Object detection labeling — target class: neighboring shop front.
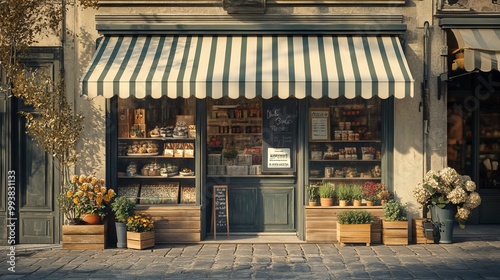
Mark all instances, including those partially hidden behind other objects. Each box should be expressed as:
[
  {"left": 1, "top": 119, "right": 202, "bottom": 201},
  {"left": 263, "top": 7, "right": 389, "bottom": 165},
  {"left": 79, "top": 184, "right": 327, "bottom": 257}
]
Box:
[
  {"left": 80, "top": 15, "right": 415, "bottom": 242},
  {"left": 440, "top": 15, "right": 500, "bottom": 224}
]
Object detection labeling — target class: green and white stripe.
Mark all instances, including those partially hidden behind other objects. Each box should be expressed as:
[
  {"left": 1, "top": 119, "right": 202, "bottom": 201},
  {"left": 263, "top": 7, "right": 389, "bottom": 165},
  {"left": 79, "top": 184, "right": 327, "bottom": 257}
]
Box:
[
  {"left": 451, "top": 28, "right": 500, "bottom": 72},
  {"left": 81, "top": 35, "right": 414, "bottom": 99}
]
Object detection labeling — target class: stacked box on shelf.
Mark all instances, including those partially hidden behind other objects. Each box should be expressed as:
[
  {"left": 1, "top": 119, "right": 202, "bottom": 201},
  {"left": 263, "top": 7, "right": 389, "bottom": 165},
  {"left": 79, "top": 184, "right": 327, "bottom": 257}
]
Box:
[
  {"left": 227, "top": 166, "right": 249, "bottom": 176},
  {"left": 208, "top": 154, "right": 227, "bottom": 175}
]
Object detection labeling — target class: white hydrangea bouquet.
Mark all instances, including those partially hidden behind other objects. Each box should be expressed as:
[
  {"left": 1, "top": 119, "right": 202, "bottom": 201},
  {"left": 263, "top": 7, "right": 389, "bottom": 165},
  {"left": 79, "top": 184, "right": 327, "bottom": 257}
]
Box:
[{"left": 413, "top": 167, "right": 481, "bottom": 228}]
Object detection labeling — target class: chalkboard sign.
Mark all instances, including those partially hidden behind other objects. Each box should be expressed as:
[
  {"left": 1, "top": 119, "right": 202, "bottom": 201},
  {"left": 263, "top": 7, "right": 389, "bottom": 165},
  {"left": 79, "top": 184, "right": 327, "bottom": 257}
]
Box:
[
  {"left": 212, "top": 185, "right": 229, "bottom": 239},
  {"left": 262, "top": 99, "right": 297, "bottom": 172}
]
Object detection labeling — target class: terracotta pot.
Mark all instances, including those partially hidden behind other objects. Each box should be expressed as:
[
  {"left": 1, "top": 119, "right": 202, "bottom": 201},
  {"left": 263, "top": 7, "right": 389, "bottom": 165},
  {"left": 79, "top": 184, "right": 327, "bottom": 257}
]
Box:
[
  {"left": 366, "top": 200, "right": 374, "bottom": 207},
  {"left": 339, "top": 200, "right": 347, "bottom": 207},
  {"left": 353, "top": 200, "right": 362, "bottom": 207},
  {"left": 320, "top": 198, "right": 334, "bottom": 207},
  {"left": 308, "top": 201, "right": 318, "bottom": 207},
  {"left": 80, "top": 213, "right": 101, "bottom": 225}
]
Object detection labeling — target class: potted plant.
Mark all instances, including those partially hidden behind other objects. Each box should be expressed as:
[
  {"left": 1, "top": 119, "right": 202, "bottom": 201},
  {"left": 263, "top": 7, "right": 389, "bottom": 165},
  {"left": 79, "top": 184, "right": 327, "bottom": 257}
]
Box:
[
  {"left": 126, "top": 212, "right": 155, "bottom": 250},
  {"left": 61, "top": 175, "right": 115, "bottom": 250},
  {"left": 318, "top": 182, "right": 335, "bottom": 206},
  {"left": 68, "top": 174, "right": 116, "bottom": 224},
  {"left": 351, "top": 184, "right": 364, "bottom": 207},
  {"left": 335, "top": 184, "right": 352, "bottom": 207},
  {"left": 111, "top": 196, "right": 136, "bottom": 248},
  {"left": 413, "top": 167, "right": 482, "bottom": 243},
  {"left": 307, "top": 185, "right": 319, "bottom": 206},
  {"left": 382, "top": 200, "right": 408, "bottom": 245},
  {"left": 362, "top": 181, "right": 385, "bottom": 206},
  {"left": 336, "top": 210, "right": 373, "bottom": 246},
  {"left": 378, "top": 188, "right": 393, "bottom": 206},
  {"left": 222, "top": 148, "right": 238, "bottom": 165}
]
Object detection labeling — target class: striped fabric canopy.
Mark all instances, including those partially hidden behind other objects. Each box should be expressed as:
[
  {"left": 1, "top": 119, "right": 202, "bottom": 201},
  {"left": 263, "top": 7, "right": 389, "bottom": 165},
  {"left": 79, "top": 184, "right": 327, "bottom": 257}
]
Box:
[
  {"left": 81, "top": 35, "right": 414, "bottom": 99},
  {"left": 451, "top": 29, "right": 500, "bottom": 72}
]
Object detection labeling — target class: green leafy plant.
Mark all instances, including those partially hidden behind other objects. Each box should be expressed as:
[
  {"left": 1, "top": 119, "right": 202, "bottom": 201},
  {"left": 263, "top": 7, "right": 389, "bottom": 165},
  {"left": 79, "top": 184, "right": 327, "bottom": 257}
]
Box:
[
  {"left": 335, "top": 184, "right": 352, "bottom": 201},
  {"left": 383, "top": 200, "right": 408, "bottom": 222},
  {"left": 111, "top": 196, "right": 136, "bottom": 223},
  {"left": 319, "top": 182, "right": 335, "bottom": 198},
  {"left": 307, "top": 185, "right": 319, "bottom": 201},
  {"left": 337, "top": 210, "right": 373, "bottom": 224},
  {"left": 351, "top": 184, "right": 364, "bottom": 201},
  {"left": 222, "top": 148, "right": 239, "bottom": 160}
]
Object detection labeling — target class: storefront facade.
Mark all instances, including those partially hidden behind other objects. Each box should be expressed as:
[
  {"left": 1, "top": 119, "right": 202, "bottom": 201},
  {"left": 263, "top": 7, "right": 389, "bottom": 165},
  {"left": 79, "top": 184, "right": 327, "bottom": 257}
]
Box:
[
  {"left": 79, "top": 9, "right": 419, "bottom": 242},
  {"left": 3, "top": 0, "right": 449, "bottom": 244}
]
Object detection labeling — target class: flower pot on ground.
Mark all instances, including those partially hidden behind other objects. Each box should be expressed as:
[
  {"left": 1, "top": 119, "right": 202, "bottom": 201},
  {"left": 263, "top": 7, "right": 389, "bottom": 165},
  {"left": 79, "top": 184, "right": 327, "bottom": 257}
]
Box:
[
  {"left": 336, "top": 210, "right": 373, "bottom": 246},
  {"left": 127, "top": 231, "right": 155, "bottom": 250},
  {"left": 127, "top": 212, "right": 155, "bottom": 250},
  {"left": 111, "top": 196, "right": 136, "bottom": 248},
  {"left": 335, "top": 184, "right": 352, "bottom": 207},
  {"left": 382, "top": 200, "right": 408, "bottom": 245},
  {"left": 319, "top": 182, "right": 335, "bottom": 207},
  {"left": 307, "top": 185, "right": 319, "bottom": 206},
  {"left": 351, "top": 185, "right": 363, "bottom": 207},
  {"left": 413, "top": 167, "right": 482, "bottom": 244}
]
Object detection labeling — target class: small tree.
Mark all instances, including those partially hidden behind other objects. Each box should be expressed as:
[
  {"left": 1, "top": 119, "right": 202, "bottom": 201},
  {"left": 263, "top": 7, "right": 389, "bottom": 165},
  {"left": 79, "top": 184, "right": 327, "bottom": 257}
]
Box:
[{"left": 0, "top": 1, "right": 99, "bottom": 185}]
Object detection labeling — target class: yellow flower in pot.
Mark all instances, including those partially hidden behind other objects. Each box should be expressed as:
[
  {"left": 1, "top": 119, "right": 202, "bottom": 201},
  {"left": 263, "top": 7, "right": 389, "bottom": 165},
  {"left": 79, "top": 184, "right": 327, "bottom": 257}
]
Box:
[
  {"left": 68, "top": 174, "right": 116, "bottom": 224},
  {"left": 126, "top": 212, "right": 155, "bottom": 250}
]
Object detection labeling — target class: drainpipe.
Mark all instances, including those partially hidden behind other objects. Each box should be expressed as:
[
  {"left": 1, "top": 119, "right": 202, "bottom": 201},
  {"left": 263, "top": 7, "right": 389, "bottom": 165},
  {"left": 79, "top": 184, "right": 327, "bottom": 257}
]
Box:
[
  {"left": 61, "top": 0, "right": 66, "bottom": 81},
  {"left": 422, "top": 21, "right": 430, "bottom": 177}
]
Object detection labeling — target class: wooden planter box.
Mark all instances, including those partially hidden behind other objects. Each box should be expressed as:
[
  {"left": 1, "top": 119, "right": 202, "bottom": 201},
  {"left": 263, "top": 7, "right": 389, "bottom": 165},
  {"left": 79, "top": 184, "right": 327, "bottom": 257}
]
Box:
[
  {"left": 62, "top": 223, "right": 107, "bottom": 250},
  {"left": 412, "top": 218, "right": 434, "bottom": 244},
  {"left": 336, "top": 222, "right": 371, "bottom": 246},
  {"left": 382, "top": 220, "right": 409, "bottom": 245},
  {"left": 127, "top": 231, "right": 155, "bottom": 250}
]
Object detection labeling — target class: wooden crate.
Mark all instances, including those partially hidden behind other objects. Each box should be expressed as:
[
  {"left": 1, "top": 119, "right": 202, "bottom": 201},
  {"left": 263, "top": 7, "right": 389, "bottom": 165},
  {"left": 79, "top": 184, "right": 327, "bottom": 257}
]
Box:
[
  {"left": 337, "top": 223, "right": 371, "bottom": 246},
  {"left": 382, "top": 220, "right": 409, "bottom": 245},
  {"left": 62, "top": 223, "right": 107, "bottom": 250},
  {"left": 305, "top": 206, "right": 383, "bottom": 243},
  {"left": 127, "top": 231, "right": 155, "bottom": 250},
  {"left": 412, "top": 218, "right": 434, "bottom": 244},
  {"left": 135, "top": 205, "right": 201, "bottom": 243}
]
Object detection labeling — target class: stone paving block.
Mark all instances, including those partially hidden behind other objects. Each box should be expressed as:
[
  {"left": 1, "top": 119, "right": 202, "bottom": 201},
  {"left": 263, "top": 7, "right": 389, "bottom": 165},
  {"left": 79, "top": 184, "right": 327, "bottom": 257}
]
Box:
[
  {"left": 389, "top": 270, "right": 414, "bottom": 279},
  {"left": 253, "top": 256, "right": 271, "bottom": 263},
  {"left": 287, "top": 256, "right": 305, "bottom": 263},
  {"left": 291, "top": 263, "right": 311, "bottom": 272}
]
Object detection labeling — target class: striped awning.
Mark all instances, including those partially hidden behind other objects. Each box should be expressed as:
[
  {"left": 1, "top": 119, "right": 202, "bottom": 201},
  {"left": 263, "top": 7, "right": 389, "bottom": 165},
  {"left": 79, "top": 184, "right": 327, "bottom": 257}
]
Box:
[
  {"left": 81, "top": 35, "right": 414, "bottom": 99},
  {"left": 451, "top": 29, "right": 500, "bottom": 72}
]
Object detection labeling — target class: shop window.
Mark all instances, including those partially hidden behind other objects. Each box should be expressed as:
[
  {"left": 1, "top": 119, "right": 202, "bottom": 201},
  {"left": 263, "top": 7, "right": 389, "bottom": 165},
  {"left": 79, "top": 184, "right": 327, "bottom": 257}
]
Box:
[
  {"left": 307, "top": 97, "right": 383, "bottom": 193},
  {"left": 116, "top": 96, "right": 197, "bottom": 205},
  {"left": 207, "top": 97, "right": 263, "bottom": 176}
]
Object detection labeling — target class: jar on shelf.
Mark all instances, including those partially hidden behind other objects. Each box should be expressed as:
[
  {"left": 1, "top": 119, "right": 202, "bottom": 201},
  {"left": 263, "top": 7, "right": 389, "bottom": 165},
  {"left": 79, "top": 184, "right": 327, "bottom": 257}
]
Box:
[{"left": 126, "top": 162, "right": 137, "bottom": 177}]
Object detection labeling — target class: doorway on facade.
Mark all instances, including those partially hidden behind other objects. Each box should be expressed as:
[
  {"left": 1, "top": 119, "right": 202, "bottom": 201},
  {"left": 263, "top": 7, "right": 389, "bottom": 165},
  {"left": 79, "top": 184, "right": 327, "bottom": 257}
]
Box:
[{"left": 447, "top": 71, "right": 500, "bottom": 224}]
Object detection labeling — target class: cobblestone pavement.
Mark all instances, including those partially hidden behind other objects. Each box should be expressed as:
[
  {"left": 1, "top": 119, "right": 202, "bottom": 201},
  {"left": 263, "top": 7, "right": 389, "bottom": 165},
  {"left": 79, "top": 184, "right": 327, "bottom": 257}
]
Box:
[{"left": 1, "top": 228, "right": 499, "bottom": 280}]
